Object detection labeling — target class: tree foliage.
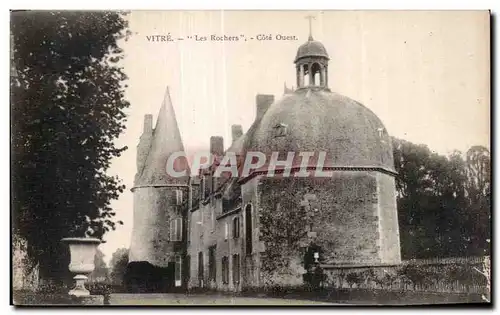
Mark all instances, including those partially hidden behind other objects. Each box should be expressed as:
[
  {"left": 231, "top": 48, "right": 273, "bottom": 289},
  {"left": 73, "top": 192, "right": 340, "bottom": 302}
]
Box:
[
  {"left": 89, "top": 249, "right": 109, "bottom": 281},
  {"left": 393, "top": 138, "right": 490, "bottom": 259},
  {"left": 109, "top": 248, "right": 129, "bottom": 285},
  {"left": 11, "top": 11, "right": 130, "bottom": 279}
]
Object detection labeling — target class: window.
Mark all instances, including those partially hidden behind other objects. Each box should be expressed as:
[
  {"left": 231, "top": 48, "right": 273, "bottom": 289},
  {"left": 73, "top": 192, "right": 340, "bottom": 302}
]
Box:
[
  {"left": 175, "top": 255, "right": 182, "bottom": 287},
  {"left": 232, "top": 254, "right": 240, "bottom": 285},
  {"left": 233, "top": 217, "right": 240, "bottom": 239},
  {"left": 187, "top": 215, "right": 190, "bottom": 243},
  {"left": 198, "top": 252, "right": 204, "bottom": 287},
  {"left": 208, "top": 246, "right": 216, "bottom": 282},
  {"left": 186, "top": 255, "right": 191, "bottom": 284},
  {"left": 245, "top": 205, "right": 253, "bottom": 255},
  {"left": 200, "top": 176, "right": 206, "bottom": 199},
  {"left": 202, "top": 175, "right": 210, "bottom": 200},
  {"left": 211, "top": 175, "right": 216, "bottom": 195},
  {"left": 273, "top": 123, "right": 288, "bottom": 137},
  {"left": 211, "top": 209, "right": 215, "bottom": 232},
  {"left": 176, "top": 189, "right": 183, "bottom": 205},
  {"left": 222, "top": 256, "right": 229, "bottom": 284},
  {"left": 224, "top": 222, "right": 229, "bottom": 240},
  {"left": 311, "top": 62, "right": 321, "bottom": 85},
  {"left": 170, "top": 217, "right": 183, "bottom": 241}
]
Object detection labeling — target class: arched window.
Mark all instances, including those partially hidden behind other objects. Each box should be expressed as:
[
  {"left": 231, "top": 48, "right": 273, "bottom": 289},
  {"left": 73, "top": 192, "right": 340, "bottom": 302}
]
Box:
[
  {"left": 303, "top": 64, "right": 309, "bottom": 87},
  {"left": 311, "top": 63, "right": 321, "bottom": 86}
]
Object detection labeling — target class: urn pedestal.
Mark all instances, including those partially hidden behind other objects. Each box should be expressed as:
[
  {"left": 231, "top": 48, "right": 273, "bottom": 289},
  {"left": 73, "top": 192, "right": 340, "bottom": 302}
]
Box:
[{"left": 61, "top": 237, "right": 101, "bottom": 297}]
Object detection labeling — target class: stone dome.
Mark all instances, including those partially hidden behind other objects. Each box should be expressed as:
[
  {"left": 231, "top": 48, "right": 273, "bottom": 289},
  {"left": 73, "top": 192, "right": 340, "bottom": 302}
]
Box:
[
  {"left": 244, "top": 88, "right": 396, "bottom": 173},
  {"left": 295, "top": 37, "right": 330, "bottom": 63}
]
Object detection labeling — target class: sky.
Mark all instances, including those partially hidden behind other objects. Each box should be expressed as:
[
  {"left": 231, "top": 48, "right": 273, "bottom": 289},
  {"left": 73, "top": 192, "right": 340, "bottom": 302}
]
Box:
[{"left": 99, "top": 10, "right": 490, "bottom": 264}]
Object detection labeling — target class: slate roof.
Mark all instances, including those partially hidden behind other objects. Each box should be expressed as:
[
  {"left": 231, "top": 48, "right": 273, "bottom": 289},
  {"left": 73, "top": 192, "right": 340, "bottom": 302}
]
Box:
[
  {"left": 137, "top": 87, "right": 190, "bottom": 185},
  {"left": 244, "top": 88, "right": 396, "bottom": 173}
]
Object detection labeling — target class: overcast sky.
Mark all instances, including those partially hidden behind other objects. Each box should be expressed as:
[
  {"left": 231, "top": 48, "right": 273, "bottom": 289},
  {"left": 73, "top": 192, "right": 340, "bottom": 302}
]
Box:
[{"left": 99, "top": 10, "right": 490, "bottom": 263}]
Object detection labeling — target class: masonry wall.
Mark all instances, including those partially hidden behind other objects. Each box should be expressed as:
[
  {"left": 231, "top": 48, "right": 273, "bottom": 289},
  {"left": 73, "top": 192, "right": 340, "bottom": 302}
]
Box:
[
  {"left": 187, "top": 198, "right": 244, "bottom": 292},
  {"left": 240, "top": 177, "right": 264, "bottom": 289},
  {"left": 377, "top": 172, "right": 402, "bottom": 264},
  {"left": 322, "top": 256, "right": 487, "bottom": 294},
  {"left": 257, "top": 171, "right": 392, "bottom": 287},
  {"left": 185, "top": 171, "right": 400, "bottom": 291},
  {"left": 129, "top": 187, "right": 178, "bottom": 267}
]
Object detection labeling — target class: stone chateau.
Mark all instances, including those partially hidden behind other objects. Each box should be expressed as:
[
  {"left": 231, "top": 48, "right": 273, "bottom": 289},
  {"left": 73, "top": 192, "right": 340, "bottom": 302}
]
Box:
[{"left": 126, "top": 32, "right": 401, "bottom": 292}]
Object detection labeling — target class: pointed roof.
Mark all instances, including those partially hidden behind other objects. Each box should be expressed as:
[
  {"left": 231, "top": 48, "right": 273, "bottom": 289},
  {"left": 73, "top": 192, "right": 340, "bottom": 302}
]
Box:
[{"left": 136, "top": 87, "right": 190, "bottom": 185}]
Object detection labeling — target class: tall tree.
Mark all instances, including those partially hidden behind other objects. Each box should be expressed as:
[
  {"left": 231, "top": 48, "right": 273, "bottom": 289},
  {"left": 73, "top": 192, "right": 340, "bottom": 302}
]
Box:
[
  {"left": 466, "top": 146, "right": 491, "bottom": 197},
  {"left": 11, "top": 11, "right": 130, "bottom": 280},
  {"left": 393, "top": 137, "right": 490, "bottom": 259},
  {"left": 465, "top": 146, "right": 491, "bottom": 255}
]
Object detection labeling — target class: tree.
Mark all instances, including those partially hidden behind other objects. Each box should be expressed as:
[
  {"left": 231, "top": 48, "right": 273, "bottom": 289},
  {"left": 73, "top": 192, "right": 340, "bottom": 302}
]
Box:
[
  {"left": 465, "top": 146, "right": 491, "bottom": 255},
  {"left": 393, "top": 137, "right": 491, "bottom": 259},
  {"left": 89, "top": 249, "right": 109, "bottom": 282},
  {"left": 109, "top": 248, "right": 129, "bottom": 285},
  {"left": 11, "top": 11, "right": 130, "bottom": 280},
  {"left": 466, "top": 146, "right": 491, "bottom": 197}
]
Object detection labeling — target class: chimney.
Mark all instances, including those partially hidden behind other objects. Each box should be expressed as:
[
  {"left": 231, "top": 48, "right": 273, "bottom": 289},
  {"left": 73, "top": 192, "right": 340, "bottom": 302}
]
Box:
[
  {"left": 143, "top": 114, "right": 153, "bottom": 134},
  {"left": 231, "top": 125, "right": 243, "bottom": 144},
  {"left": 256, "top": 94, "right": 274, "bottom": 120},
  {"left": 208, "top": 136, "right": 224, "bottom": 193},
  {"left": 210, "top": 136, "right": 224, "bottom": 156}
]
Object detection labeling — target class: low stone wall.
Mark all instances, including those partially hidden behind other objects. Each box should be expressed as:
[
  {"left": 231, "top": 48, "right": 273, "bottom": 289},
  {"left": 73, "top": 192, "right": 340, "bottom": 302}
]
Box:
[{"left": 321, "top": 256, "right": 489, "bottom": 295}]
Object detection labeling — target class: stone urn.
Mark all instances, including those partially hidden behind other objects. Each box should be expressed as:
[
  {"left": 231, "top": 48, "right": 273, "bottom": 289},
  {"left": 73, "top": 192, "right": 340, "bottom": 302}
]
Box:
[{"left": 61, "top": 237, "right": 101, "bottom": 297}]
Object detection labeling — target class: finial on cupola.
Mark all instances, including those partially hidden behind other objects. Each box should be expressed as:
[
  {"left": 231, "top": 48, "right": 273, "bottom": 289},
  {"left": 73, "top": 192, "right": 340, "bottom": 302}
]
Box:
[
  {"left": 294, "top": 15, "right": 330, "bottom": 90},
  {"left": 306, "top": 15, "right": 316, "bottom": 41}
]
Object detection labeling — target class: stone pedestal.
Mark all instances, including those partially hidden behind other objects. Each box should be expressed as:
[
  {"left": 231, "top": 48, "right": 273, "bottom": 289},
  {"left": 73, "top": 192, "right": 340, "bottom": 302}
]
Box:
[{"left": 68, "top": 275, "right": 90, "bottom": 297}]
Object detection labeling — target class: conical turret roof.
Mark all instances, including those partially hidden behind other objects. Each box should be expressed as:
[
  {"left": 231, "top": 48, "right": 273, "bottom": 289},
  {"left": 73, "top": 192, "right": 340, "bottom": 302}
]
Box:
[{"left": 137, "top": 87, "right": 190, "bottom": 185}]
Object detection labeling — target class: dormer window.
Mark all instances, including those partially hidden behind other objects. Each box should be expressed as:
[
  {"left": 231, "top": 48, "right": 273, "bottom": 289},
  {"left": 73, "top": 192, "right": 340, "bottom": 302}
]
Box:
[{"left": 273, "top": 123, "right": 288, "bottom": 138}]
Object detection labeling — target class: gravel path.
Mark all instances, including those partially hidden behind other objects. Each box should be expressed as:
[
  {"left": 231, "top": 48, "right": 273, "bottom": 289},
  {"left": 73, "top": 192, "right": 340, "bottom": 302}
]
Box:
[{"left": 109, "top": 293, "right": 338, "bottom": 305}]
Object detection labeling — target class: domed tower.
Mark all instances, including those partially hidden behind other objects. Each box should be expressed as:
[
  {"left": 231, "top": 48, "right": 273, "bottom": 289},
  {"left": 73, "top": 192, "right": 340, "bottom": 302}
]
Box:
[{"left": 239, "top": 24, "right": 401, "bottom": 288}]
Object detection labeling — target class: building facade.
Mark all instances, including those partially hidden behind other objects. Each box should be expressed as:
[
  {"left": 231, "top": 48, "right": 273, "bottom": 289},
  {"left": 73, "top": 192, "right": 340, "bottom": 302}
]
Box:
[{"left": 127, "top": 35, "right": 401, "bottom": 292}]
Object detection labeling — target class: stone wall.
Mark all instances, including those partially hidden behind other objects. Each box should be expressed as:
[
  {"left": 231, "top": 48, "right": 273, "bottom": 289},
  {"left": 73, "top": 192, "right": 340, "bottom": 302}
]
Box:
[
  {"left": 257, "top": 171, "right": 400, "bottom": 287},
  {"left": 185, "top": 170, "right": 401, "bottom": 292},
  {"left": 376, "top": 173, "right": 401, "bottom": 263},
  {"left": 322, "top": 256, "right": 488, "bottom": 294},
  {"left": 240, "top": 177, "right": 264, "bottom": 289},
  {"left": 129, "top": 187, "right": 178, "bottom": 267},
  {"left": 187, "top": 198, "right": 244, "bottom": 292}
]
